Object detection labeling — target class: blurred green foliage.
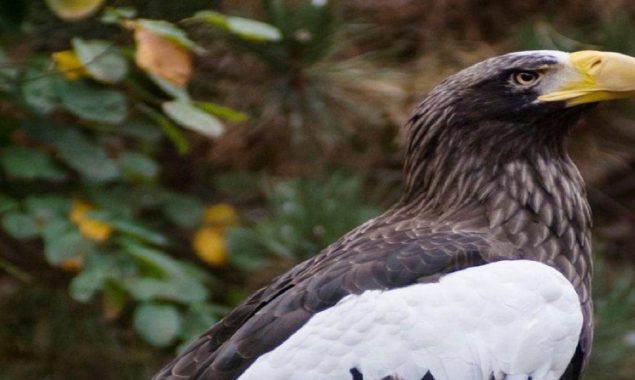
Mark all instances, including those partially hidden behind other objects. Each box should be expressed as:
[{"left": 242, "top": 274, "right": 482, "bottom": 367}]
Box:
[
  {"left": 514, "top": 14, "right": 635, "bottom": 55},
  {"left": 588, "top": 254, "right": 635, "bottom": 378},
  {"left": 228, "top": 174, "right": 380, "bottom": 270},
  {"left": 195, "top": 0, "right": 335, "bottom": 70},
  {"left": 0, "top": 0, "right": 280, "bottom": 351},
  {"left": 189, "top": 0, "right": 405, "bottom": 147},
  {"left": 1, "top": 0, "right": 386, "bottom": 359}
]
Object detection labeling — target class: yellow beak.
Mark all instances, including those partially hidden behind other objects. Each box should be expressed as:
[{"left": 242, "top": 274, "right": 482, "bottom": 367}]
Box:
[{"left": 538, "top": 50, "right": 635, "bottom": 106}]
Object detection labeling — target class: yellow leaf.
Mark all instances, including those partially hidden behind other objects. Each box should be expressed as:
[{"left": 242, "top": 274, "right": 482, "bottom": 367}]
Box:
[
  {"left": 69, "top": 199, "right": 113, "bottom": 243},
  {"left": 69, "top": 199, "right": 91, "bottom": 223},
  {"left": 134, "top": 27, "right": 192, "bottom": 87},
  {"left": 192, "top": 227, "right": 227, "bottom": 267},
  {"left": 60, "top": 256, "right": 84, "bottom": 272},
  {"left": 78, "top": 219, "right": 112, "bottom": 242},
  {"left": 203, "top": 203, "right": 238, "bottom": 227},
  {"left": 52, "top": 50, "right": 87, "bottom": 80},
  {"left": 45, "top": 0, "right": 106, "bottom": 21}
]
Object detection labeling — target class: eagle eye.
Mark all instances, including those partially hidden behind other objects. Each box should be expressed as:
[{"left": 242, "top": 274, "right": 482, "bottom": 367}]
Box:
[{"left": 510, "top": 70, "right": 541, "bottom": 87}]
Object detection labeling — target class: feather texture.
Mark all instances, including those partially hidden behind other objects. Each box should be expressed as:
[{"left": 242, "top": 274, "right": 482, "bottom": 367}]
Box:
[{"left": 154, "top": 51, "right": 595, "bottom": 380}]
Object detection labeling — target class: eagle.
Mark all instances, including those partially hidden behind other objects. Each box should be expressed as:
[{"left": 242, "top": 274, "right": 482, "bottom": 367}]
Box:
[{"left": 154, "top": 50, "right": 635, "bottom": 380}]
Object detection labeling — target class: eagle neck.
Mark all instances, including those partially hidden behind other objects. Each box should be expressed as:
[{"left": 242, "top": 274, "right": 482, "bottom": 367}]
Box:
[
  {"left": 486, "top": 157, "right": 593, "bottom": 273},
  {"left": 398, "top": 103, "right": 593, "bottom": 294}
]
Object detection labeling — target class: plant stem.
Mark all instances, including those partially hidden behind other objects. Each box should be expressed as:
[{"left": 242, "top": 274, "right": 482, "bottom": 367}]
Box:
[{"left": 0, "top": 255, "right": 31, "bottom": 284}]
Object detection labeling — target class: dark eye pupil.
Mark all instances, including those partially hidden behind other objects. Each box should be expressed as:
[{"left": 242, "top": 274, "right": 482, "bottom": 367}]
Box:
[{"left": 515, "top": 71, "right": 537, "bottom": 84}]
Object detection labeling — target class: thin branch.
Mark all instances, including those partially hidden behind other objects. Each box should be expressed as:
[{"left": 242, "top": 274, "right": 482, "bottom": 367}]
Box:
[{"left": 0, "top": 255, "right": 31, "bottom": 284}]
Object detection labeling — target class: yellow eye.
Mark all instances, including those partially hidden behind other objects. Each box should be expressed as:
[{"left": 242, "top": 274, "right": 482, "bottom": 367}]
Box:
[{"left": 511, "top": 71, "right": 541, "bottom": 86}]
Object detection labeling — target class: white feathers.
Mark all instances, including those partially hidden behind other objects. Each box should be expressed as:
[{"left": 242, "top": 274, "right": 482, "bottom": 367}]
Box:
[
  {"left": 239, "top": 260, "right": 583, "bottom": 380},
  {"left": 507, "top": 50, "right": 570, "bottom": 62}
]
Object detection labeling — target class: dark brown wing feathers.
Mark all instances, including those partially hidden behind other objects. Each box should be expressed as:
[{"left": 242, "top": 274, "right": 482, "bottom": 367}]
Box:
[{"left": 155, "top": 223, "right": 498, "bottom": 379}]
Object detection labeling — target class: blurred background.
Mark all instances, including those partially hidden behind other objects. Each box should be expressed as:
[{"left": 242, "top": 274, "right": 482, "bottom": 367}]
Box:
[{"left": 0, "top": 0, "right": 633, "bottom": 379}]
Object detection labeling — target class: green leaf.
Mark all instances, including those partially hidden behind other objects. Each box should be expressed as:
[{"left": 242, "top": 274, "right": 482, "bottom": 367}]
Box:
[
  {"left": 69, "top": 254, "right": 113, "bottom": 302},
  {"left": 123, "top": 277, "right": 207, "bottom": 303},
  {"left": 0, "top": 145, "right": 66, "bottom": 180},
  {"left": 194, "top": 11, "right": 282, "bottom": 42},
  {"left": 135, "top": 19, "right": 199, "bottom": 51},
  {"left": 52, "top": 129, "right": 120, "bottom": 182},
  {"left": 194, "top": 101, "right": 249, "bottom": 122},
  {"left": 162, "top": 100, "right": 224, "bottom": 138},
  {"left": 100, "top": 6, "right": 136, "bottom": 24},
  {"left": 0, "top": 194, "right": 18, "bottom": 214},
  {"left": 72, "top": 38, "right": 128, "bottom": 83},
  {"left": 118, "top": 239, "right": 208, "bottom": 302},
  {"left": 119, "top": 117, "right": 162, "bottom": 142},
  {"left": 149, "top": 73, "right": 189, "bottom": 100},
  {"left": 57, "top": 79, "right": 127, "bottom": 124},
  {"left": 119, "top": 239, "right": 182, "bottom": 275},
  {"left": 162, "top": 193, "right": 204, "bottom": 229},
  {"left": 227, "top": 16, "right": 283, "bottom": 42},
  {"left": 42, "top": 220, "right": 96, "bottom": 264},
  {"left": 118, "top": 185, "right": 170, "bottom": 209},
  {"left": 133, "top": 302, "right": 181, "bottom": 347},
  {"left": 1, "top": 212, "right": 39, "bottom": 239},
  {"left": 138, "top": 104, "right": 189, "bottom": 154},
  {"left": 24, "top": 195, "right": 70, "bottom": 216},
  {"left": 226, "top": 227, "right": 269, "bottom": 271},
  {"left": 82, "top": 186, "right": 135, "bottom": 217},
  {"left": 24, "top": 195, "right": 71, "bottom": 225},
  {"left": 117, "top": 152, "right": 159, "bottom": 182},
  {"left": 21, "top": 67, "right": 61, "bottom": 114},
  {"left": 103, "top": 216, "right": 167, "bottom": 246}
]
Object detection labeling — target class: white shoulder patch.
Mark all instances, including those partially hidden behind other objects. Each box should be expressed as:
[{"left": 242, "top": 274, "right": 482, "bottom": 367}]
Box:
[{"left": 239, "top": 260, "right": 582, "bottom": 380}]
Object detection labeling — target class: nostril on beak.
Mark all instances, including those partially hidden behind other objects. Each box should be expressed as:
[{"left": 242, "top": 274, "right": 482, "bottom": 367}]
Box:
[{"left": 589, "top": 58, "right": 603, "bottom": 71}]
